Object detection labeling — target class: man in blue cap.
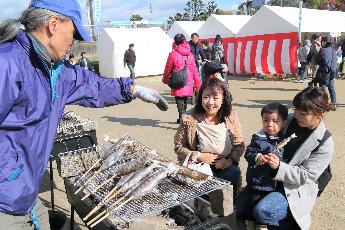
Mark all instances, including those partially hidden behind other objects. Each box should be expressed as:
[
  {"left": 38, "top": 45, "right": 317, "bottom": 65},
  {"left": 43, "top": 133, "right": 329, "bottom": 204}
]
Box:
[{"left": 0, "top": 0, "right": 168, "bottom": 229}]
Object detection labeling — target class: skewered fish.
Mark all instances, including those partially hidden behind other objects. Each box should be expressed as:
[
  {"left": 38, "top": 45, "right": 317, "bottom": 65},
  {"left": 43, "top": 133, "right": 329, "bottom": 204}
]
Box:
[
  {"left": 114, "top": 157, "right": 146, "bottom": 177},
  {"left": 177, "top": 167, "right": 209, "bottom": 181},
  {"left": 272, "top": 133, "right": 297, "bottom": 157},
  {"left": 119, "top": 163, "right": 160, "bottom": 194}
]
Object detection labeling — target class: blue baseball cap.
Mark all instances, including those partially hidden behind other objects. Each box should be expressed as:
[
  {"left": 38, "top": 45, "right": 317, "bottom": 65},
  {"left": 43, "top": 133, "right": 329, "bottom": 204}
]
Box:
[{"left": 30, "top": 0, "right": 91, "bottom": 41}]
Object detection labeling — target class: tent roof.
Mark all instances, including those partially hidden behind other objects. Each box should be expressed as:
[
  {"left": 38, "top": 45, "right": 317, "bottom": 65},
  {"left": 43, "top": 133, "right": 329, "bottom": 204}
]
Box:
[
  {"left": 167, "top": 21, "right": 204, "bottom": 39},
  {"left": 237, "top": 5, "right": 345, "bottom": 37},
  {"left": 198, "top": 14, "right": 251, "bottom": 38}
]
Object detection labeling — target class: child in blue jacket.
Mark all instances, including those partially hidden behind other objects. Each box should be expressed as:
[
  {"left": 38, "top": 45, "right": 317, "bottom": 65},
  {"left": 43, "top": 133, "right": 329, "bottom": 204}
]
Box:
[{"left": 245, "top": 102, "right": 288, "bottom": 207}]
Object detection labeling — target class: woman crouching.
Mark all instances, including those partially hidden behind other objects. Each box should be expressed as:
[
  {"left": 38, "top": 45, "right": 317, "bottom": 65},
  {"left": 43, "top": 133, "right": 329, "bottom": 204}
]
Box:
[{"left": 174, "top": 78, "right": 245, "bottom": 195}]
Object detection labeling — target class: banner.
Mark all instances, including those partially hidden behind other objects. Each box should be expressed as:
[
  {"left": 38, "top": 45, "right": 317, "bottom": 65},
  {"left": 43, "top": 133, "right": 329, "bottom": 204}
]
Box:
[{"left": 95, "top": 0, "right": 102, "bottom": 23}]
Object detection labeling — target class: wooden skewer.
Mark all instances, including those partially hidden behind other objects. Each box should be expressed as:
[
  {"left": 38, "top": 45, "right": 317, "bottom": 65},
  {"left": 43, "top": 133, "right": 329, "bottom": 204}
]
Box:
[
  {"left": 113, "top": 196, "right": 133, "bottom": 212},
  {"left": 86, "top": 209, "right": 107, "bottom": 226},
  {"left": 105, "top": 189, "right": 121, "bottom": 202},
  {"left": 73, "top": 158, "right": 102, "bottom": 187},
  {"left": 86, "top": 192, "right": 124, "bottom": 226},
  {"left": 81, "top": 174, "right": 117, "bottom": 201},
  {"left": 88, "top": 196, "right": 134, "bottom": 228},
  {"left": 89, "top": 213, "right": 109, "bottom": 228},
  {"left": 83, "top": 185, "right": 118, "bottom": 221},
  {"left": 74, "top": 167, "right": 102, "bottom": 195}
]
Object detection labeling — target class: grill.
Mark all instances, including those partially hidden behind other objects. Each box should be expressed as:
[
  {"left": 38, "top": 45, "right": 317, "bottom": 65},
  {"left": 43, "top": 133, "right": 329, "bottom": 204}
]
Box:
[
  {"left": 56, "top": 111, "right": 96, "bottom": 137},
  {"left": 58, "top": 135, "right": 231, "bottom": 228}
]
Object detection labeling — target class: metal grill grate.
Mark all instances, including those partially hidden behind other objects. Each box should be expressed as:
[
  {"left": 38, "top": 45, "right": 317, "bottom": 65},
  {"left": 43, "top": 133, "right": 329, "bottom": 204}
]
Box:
[
  {"left": 56, "top": 111, "right": 96, "bottom": 138},
  {"left": 59, "top": 135, "right": 230, "bottom": 225}
]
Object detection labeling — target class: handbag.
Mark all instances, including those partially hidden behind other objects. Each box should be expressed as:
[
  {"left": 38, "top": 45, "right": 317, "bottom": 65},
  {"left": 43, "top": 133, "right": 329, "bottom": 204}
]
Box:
[{"left": 168, "top": 57, "right": 188, "bottom": 89}]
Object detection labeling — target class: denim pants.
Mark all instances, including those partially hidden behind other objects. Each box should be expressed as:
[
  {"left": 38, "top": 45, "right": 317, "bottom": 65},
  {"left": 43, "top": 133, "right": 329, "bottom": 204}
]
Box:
[
  {"left": 211, "top": 164, "right": 241, "bottom": 196},
  {"left": 322, "top": 79, "right": 336, "bottom": 104},
  {"left": 299, "top": 62, "right": 309, "bottom": 80},
  {"left": 128, "top": 64, "right": 135, "bottom": 79},
  {"left": 235, "top": 188, "right": 297, "bottom": 229}
]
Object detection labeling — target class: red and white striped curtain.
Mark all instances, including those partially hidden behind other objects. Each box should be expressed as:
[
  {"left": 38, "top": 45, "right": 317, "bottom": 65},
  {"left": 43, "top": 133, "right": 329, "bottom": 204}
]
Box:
[{"left": 233, "top": 32, "right": 298, "bottom": 75}]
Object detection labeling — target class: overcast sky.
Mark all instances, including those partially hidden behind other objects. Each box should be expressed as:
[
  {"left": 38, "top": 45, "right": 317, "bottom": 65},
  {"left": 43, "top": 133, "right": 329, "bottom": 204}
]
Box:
[{"left": 0, "top": 0, "right": 243, "bottom": 23}]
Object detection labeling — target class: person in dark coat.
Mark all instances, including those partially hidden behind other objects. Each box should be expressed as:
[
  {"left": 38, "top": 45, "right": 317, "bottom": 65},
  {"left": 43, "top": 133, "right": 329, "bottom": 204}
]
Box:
[
  {"left": 76, "top": 51, "right": 94, "bottom": 71},
  {"left": 189, "top": 33, "right": 206, "bottom": 68},
  {"left": 124, "top": 43, "right": 136, "bottom": 79},
  {"left": 314, "top": 35, "right": 337, "bottom": 110},
  {"left": 201, "top": 40, "right": 212, "bottom": 61},
  {"left": 244, "top": 103, "right": 288, "bottom": 229}
]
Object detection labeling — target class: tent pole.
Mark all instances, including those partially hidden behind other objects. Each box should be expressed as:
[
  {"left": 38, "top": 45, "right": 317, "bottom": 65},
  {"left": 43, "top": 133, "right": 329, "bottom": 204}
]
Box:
[{"left": 298, "top": 1, "right": 303, "bottom": 47}]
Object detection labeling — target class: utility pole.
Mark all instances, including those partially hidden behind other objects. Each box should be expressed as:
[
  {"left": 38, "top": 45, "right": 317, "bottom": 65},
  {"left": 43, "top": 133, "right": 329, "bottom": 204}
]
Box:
[{"left": 87, "top": 0, "right": 96, "bottom": 41}]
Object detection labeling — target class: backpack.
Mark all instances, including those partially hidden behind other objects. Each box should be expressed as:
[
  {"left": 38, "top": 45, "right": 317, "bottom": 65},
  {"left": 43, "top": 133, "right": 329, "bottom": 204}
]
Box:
[
  {"left": 315, "top": 130, "right": 332, "bottom": 197},
  {"left": 168, "top": 57, "right": 188, "bottom": 89}
]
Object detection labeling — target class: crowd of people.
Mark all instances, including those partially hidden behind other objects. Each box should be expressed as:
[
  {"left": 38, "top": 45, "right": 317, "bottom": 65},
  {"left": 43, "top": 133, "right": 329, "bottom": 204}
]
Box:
[
  {"left": 0, "top": 0, "right": 337, "bottom": 230},
  {"left": 298, "top": 33, "right": 342, "bottom": 111}
]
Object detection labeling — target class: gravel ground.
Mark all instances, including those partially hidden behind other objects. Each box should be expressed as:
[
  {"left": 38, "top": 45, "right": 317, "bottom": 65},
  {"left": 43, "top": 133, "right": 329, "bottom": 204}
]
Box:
[{"left": 39, "top": 75, "right": 345, "bottom": 230}]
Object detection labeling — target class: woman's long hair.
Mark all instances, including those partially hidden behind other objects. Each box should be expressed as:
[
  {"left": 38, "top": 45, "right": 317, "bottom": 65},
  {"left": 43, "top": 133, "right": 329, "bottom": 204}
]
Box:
[
  {"left": 0, "top": 7, "right": 69, "bottom": 43},
  {"left": 293, "top": 87, "right": 333, "bottom": 114},
  {"left": 194, "top": 78, "right": 232, "bottom": 123}
]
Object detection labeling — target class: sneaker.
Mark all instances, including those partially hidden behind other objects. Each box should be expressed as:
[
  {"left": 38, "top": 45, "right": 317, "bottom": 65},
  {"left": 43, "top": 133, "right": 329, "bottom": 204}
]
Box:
[
  {"left": 332, "top": 104, "right": 337, "bottom": 111},
  {"left": 256, "top": 224, "right": 268, "bottom": 230},
  {"left": 298, "top": 79, "right": 304, "bottom": 83}
]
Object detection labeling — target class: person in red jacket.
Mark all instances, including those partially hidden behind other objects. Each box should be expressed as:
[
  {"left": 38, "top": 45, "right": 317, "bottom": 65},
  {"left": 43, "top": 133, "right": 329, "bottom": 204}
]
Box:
[{"left": 163, "top": 34, "right": 202, "bottom": 123}]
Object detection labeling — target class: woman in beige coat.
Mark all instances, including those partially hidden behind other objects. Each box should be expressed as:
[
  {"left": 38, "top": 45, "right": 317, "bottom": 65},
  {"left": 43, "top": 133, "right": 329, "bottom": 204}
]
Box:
[{"left": 174, "top": 78, "right": 245, "bottom": 195}]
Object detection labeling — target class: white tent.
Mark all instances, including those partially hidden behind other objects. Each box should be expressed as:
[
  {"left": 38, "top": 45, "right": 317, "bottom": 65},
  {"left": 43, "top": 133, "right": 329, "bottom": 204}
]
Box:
[
  {"left": 167, "top": 21, "right": 205, "bottom": 39},
  {"left": 197, "top": 14, "right": 251, "bottom": 39},
  {"left": 237, "top": 5, "right": 345, "bottom": 37},
  {"left": 234, "top": 6, "right": 345, "bottom": 76},
  {"left": 97, "top": 28, "right": 173, "bottom": 78}
]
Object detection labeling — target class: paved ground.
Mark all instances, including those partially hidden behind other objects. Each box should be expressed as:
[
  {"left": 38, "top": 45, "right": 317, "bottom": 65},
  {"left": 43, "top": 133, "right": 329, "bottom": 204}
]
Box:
[{"left": 39, "top": 75, "right": 345, "bottom": 230}]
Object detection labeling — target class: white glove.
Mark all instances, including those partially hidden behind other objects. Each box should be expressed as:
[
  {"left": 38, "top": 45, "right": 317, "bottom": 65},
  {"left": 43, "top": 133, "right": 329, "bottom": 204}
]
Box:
[{"left": 133, "top": 85, "right": 169, "bottom": 111}]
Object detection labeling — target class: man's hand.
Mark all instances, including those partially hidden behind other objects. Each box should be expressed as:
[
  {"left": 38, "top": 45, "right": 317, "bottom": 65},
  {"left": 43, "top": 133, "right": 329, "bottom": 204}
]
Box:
[{"left": 132, "top": 85, "right": 169, "bottom": 111}]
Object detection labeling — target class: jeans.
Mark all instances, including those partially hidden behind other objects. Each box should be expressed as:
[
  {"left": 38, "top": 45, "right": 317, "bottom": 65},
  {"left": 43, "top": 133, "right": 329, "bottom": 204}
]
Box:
[
  {"left": 211, "top": 164, "right": 241, "bottom": 196},
  {"left": 175, "top": 96, "right": 188, "bottom": 120},
  {"left": 252, "top": 191, "right": 289, "bottom": 227},
  {"left": 128, "top": 64, "right": 135, "bottom": 79},
  {"left": 322, "top": 79, "right": 336, "bottom": 104},
  {"left": 299, "top": 62, "right": 309, "bottom": 81},
  {"left": 235, "top": 187, "right": 297, "bottom": 229}
]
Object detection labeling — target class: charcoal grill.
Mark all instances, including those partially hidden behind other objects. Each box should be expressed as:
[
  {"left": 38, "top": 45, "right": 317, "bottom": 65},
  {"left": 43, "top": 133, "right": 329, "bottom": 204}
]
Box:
[
  {"left": 50, "top": 111, "right": 97, "bottom": 229},
  {"left": 58, "top": 135, "right": 232, "bottom": 228}
]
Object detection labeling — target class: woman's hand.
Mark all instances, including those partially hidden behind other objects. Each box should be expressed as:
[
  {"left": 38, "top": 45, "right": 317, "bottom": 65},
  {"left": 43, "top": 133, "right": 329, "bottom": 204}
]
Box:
[
  {"left": 263, "top": 153, "right": 280, "bottom": 170},
  {"left": 215, "top": 157, "right": 233, "bottom": 170},
  {"left": 197, "top": 153, "right": 218, "bottom": 165}
]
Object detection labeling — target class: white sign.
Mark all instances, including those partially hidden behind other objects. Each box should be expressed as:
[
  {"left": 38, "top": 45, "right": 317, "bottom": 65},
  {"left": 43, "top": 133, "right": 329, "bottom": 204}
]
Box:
[{"left": 95, "top": 0, "right": 102, "bottom": 23}]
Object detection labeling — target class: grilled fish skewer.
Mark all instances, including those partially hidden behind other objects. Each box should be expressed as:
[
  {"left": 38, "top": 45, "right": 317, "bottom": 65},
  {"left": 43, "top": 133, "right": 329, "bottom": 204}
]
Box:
[{"left": 74, "top": 146, "right": 126, "bottom": 194}]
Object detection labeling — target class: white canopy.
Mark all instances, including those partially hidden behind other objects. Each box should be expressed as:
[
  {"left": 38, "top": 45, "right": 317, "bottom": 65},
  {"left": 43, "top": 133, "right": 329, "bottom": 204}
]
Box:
[
  {"left": 167, "top": 21, "right": 205, "bottom": 39},
  {"left": 97, "top": 28, "right": 173, "bottom": 78},
  {"left": 197, "top": 14, "right": 251, "bottom": 39},
  {"left": 237, "top": 5, "right": 345, "bottom": 37}
]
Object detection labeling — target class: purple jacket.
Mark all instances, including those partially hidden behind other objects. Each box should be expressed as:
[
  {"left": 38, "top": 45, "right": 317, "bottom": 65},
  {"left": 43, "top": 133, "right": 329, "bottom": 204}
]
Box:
[{"left": 0, "top": 31, "right": 134, "bottom": 215}]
